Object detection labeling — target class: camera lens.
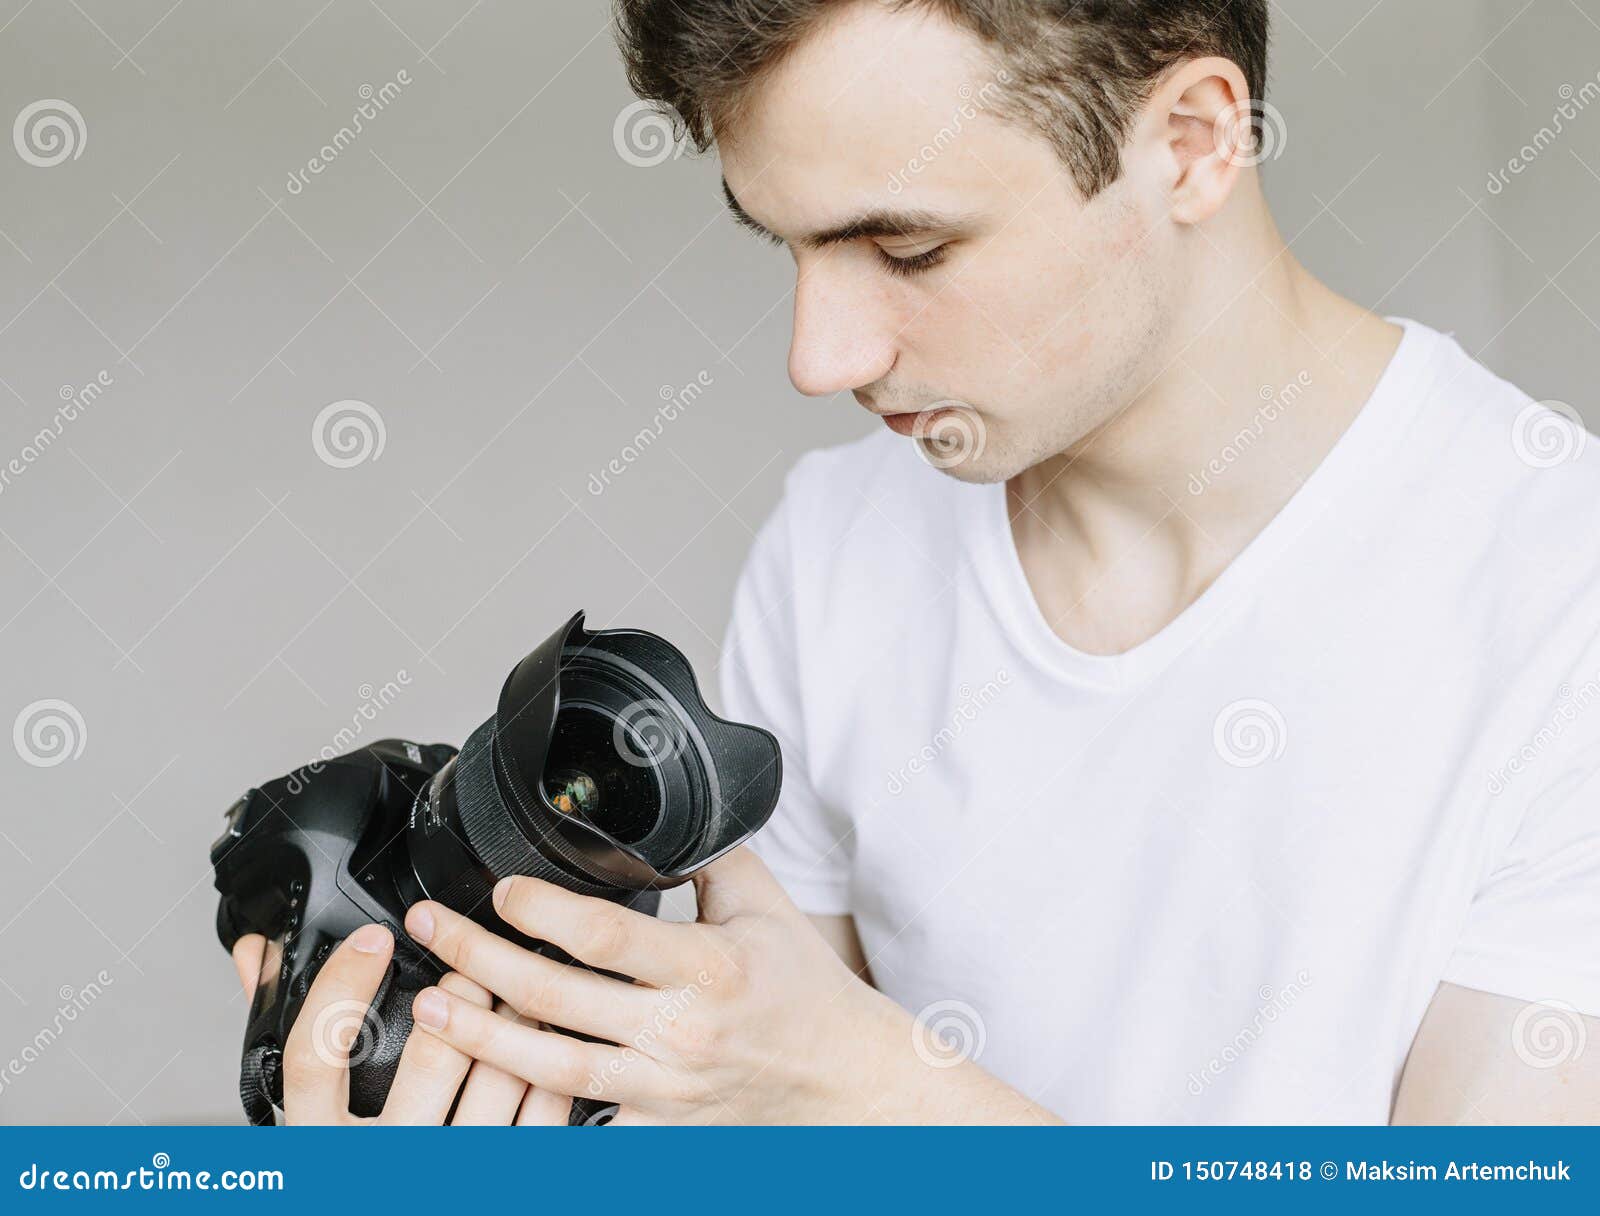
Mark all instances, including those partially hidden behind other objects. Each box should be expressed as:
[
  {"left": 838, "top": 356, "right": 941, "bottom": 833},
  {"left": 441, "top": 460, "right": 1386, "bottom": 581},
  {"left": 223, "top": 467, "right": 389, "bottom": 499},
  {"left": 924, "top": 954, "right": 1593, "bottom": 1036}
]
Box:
[
  {"left": 405, "top": 611, "right": 781, "bottom": 918},
  {"left": 540, "top": 705, "right": 663, "bottom": 844},
  {"left": 219, "top": 610, "right": 782, "bottom": 1129}
]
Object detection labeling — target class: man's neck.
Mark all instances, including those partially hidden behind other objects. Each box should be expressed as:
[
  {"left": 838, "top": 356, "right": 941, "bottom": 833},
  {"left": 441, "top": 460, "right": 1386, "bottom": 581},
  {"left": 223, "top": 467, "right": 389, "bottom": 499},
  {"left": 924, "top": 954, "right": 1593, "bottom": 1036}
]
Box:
[{"left": 1006, "top": 176, "right": 1405, "bottom": 656}]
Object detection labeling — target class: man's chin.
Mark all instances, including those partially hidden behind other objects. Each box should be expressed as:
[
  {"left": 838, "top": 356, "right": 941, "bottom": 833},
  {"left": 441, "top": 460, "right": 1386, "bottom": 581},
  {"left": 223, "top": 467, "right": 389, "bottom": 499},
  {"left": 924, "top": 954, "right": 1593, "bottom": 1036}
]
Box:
[
  {"left": 897, "top": 404, "right": 1012, "bottom": 484},
  {"left": 911, "top": 439, "right": 1011, "bottom": 485}
]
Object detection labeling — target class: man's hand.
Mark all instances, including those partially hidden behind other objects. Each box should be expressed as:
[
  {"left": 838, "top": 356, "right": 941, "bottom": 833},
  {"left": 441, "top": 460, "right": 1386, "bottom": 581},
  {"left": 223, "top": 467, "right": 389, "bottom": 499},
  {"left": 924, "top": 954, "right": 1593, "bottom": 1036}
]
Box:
[
  {"left": 229, "top": 926, "right": 569, "bottom": 1124},
  {"left": 400, "top": 846, "right": 1059, "bottom": 1124}
]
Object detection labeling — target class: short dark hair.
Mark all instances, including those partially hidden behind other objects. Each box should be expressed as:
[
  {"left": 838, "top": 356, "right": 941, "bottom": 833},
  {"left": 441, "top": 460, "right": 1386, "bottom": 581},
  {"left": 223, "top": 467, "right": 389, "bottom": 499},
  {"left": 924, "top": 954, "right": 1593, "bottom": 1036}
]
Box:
[{"left": 614, "top": 1, "right": 1270, "bottom": 200}]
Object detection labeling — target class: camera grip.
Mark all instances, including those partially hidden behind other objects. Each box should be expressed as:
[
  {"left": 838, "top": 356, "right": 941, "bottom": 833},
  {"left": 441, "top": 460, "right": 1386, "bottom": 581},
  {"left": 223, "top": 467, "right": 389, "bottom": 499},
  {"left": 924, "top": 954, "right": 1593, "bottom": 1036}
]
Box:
[{"left": 237, "top": 925, "right": 436, "bottom": 1122}]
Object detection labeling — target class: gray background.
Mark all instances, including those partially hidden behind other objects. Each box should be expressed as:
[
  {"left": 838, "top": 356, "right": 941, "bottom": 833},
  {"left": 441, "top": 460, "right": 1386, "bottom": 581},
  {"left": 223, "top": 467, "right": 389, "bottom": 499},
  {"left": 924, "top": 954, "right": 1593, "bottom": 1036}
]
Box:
[{"left": 0, "top": 0, "right": 1595, "bottom": 1123}]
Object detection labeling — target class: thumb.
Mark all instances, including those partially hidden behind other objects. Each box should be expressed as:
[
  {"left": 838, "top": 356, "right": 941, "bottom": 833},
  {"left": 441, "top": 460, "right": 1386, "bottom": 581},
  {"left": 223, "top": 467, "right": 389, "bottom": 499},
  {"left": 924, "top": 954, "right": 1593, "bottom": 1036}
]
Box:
[
  {"left": 691, "top": 846, "right": 791, "bottom": 924},
  {"left": 231, "top": 934, "right": 266, "bottom": 1002}
]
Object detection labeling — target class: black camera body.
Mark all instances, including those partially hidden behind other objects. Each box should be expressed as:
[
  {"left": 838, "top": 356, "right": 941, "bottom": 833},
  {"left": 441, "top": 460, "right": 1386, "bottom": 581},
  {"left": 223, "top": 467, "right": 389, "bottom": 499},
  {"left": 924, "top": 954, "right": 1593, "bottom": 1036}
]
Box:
[
  {"left": 213, "top": 737, "right": 465, "bottom": 1121},
  {"left": 211, "top": 612, "right": 781, "bottom": 1124}
]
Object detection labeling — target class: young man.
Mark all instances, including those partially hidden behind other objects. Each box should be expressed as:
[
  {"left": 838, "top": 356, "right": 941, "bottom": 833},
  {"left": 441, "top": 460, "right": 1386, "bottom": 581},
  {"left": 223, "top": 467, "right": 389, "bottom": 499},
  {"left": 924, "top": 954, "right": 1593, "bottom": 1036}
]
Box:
[{"left": 238, "top": 0, "right": 1599, "bottom": 1123}]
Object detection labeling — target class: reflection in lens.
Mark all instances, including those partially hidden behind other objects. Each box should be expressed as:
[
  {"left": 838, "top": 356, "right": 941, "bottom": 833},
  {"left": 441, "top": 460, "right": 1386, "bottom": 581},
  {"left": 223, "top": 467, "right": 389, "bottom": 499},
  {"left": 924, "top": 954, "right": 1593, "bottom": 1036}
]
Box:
[
  {"left": 544, "top": 768, "right": 599, "bottom": 818},
  {"left": 541, "top": 705, "right": 663, "bottom": 845}
]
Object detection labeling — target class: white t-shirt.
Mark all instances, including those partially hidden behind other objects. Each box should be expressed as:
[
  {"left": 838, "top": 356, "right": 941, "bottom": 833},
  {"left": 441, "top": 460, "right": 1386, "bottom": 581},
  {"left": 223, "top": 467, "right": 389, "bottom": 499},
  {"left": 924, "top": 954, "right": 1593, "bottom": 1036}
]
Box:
[{"left": 718, "top": 317, "right": 1600, "bottom": 1124}]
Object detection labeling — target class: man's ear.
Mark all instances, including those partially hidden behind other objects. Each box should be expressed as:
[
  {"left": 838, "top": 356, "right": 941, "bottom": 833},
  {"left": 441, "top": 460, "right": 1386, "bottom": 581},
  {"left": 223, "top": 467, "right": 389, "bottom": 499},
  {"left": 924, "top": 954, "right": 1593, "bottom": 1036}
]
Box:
[{"left": 1138, "top": 56, "right": 1257, "bottom": 226}]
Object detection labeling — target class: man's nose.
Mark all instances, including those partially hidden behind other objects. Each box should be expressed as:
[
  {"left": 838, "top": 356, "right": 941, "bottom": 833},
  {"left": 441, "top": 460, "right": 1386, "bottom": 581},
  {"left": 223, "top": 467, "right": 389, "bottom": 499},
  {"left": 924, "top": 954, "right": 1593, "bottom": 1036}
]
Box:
[{"left": 787, "top": 260, "right": 895, "bottom": 397}]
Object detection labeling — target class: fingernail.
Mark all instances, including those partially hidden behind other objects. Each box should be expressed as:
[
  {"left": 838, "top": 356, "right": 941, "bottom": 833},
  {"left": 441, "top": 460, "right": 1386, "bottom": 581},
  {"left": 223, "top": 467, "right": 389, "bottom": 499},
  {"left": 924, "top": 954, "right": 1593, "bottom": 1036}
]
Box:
[
  {"left": 405, "top": 903, "right": 435, "bottom": 945},
  {"left": 350, "top": 923, "right": 391, "bottom": 954},
  {"left": 414, "top": 987, "right": 448, "bottom": 1029},
  {"left": 492, "top": 877, "right": 513, "bottom": 910}
]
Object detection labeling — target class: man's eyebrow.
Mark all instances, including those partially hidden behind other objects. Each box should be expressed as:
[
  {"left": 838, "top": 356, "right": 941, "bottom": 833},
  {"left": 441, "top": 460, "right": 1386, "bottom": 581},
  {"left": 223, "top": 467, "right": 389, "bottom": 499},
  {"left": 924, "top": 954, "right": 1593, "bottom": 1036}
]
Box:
[
  {"left": 722, "top": 178, "right": 784, "bottom": 246},
  {"left": 721, "top": 178, "right": 973, "bottom": 251}
]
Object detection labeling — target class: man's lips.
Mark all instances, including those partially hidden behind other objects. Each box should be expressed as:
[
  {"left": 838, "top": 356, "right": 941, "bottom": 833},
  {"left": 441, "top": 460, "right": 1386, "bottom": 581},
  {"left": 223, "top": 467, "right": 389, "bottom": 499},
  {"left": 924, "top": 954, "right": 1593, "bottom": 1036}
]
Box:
[{"left": 878, "top": 404, "right": 959, "bottom": 437}]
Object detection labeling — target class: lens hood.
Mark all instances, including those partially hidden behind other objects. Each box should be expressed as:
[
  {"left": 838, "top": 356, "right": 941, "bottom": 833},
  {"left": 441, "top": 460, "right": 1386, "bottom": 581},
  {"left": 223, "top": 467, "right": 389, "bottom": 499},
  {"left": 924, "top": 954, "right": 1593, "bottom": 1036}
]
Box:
[{"left": 487, "top": 611, "right": 781, "bottom": 888}]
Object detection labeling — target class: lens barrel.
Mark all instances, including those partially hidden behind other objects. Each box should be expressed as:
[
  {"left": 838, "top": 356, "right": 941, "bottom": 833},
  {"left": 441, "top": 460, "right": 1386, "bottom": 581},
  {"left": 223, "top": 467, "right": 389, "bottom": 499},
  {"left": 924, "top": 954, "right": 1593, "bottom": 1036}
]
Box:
[{"left": 406, "top": 611, "right": 781, "bottom": 918}]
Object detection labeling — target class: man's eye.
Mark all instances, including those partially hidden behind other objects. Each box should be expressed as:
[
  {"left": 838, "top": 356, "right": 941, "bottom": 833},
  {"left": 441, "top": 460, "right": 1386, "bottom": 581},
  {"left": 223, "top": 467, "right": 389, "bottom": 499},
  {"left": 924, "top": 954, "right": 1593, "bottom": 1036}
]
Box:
[{"left": 875, "top": 244, "right": 948, "bottom": 278}]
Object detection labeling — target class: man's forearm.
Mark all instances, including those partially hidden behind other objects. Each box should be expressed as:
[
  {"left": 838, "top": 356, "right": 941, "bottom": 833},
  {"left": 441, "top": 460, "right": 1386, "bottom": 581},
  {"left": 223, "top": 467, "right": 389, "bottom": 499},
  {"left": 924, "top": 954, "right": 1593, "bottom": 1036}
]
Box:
[
  {"left": 870, "top": 1053, "right": 1063, "bottom": 1124},
  {"left": 842, "top": 991, "right": 1064, "bottom": 1125}
]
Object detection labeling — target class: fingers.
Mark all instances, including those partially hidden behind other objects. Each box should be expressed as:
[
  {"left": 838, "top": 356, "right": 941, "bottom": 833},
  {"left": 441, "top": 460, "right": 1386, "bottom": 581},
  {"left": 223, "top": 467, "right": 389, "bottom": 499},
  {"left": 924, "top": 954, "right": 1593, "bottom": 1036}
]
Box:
[
  {"left": 379, "top": 972, "right": 492, "bottom": 1125},
  {"left": 404, "top": 899, "right": 656, "bottom": 1041},
  {"left": 604, "top": 1106, "right": 665, "bottom": 1126},
  {"left": 410, "top": 983, "right": 666, "bottom": 1108},
  {"left": 452, "top": 1061, "right": 528, "bottom": 1125},
  {"left": 517, "top": 1085, "right": 573, "bottom": 1126},
  {"left": 450, "top": 1000, "right": 532, "bottom": 1125},
  {"left": 451, "top": 1000, "right": 576, "bottom": 1126},
  {"left": 487, "top": 875, "right": 707, "bottom": 985},
  {"left": 690, "top": 846, "right": 790, "bottom": 924},
  {"left": 231, "top": 934, "right": 266, "bottom": 1001},
  {"left": 281, "top": 924, "right": 394, "bottom": 1125}
]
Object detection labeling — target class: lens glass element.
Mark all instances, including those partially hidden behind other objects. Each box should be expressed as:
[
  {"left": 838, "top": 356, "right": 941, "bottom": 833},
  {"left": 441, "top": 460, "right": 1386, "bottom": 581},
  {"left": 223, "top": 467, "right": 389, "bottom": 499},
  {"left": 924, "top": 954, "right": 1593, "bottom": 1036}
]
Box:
[{"left": 540, "top": 705, "right": 663, "bottom": 844}]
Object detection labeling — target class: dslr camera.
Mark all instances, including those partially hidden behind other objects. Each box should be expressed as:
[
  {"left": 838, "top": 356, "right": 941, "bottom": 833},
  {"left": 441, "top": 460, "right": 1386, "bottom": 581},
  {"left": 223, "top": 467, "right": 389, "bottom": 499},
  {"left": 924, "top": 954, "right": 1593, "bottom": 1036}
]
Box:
[{"left": 210, "top": 612, "right": 781, "bottom": 1125}]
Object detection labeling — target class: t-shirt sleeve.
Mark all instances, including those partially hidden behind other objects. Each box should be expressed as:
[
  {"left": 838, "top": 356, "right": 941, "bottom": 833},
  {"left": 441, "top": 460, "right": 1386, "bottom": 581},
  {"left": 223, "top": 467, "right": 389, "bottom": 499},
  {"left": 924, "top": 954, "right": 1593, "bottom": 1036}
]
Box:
[
  {"left": 1441, "top": 754, "right": 1600, "bottom": 1016},
  {"left": 718, "top": 483, "right": 855, "bottom": 915}
]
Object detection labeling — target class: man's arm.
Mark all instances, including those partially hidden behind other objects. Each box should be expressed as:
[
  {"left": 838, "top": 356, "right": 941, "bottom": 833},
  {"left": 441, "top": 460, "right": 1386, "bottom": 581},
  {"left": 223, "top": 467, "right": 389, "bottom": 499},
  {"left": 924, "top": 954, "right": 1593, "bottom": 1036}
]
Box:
[
  {"left": 399, "top": 848, "right": 1063, "bottom": 1123},
  {"left": 1393, "top": 982, "right": 1600, "bottom": 1123},
  {"left": 808, "top": 913, "right": 874, "bottom": 983}
]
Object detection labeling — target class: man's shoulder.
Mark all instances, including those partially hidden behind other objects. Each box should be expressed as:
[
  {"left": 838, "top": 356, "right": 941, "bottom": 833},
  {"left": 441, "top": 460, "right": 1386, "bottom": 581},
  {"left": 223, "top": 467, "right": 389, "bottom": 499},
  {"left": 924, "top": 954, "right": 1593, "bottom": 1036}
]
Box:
[
  {"left": 776, "top": 427, "right": 957, "bottom": 544},
  {"left": 1405, "top": 320, "right": 1600, "bottom": 526},
  {"left": 1397, "top": 320, "right": 1600, "bottom": 657},
  {"left": 785, "top": 426, "right": 931, "bottom": 492},
  {"left": 737, "top": 429, "right": 971, "bottom": 626}
]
